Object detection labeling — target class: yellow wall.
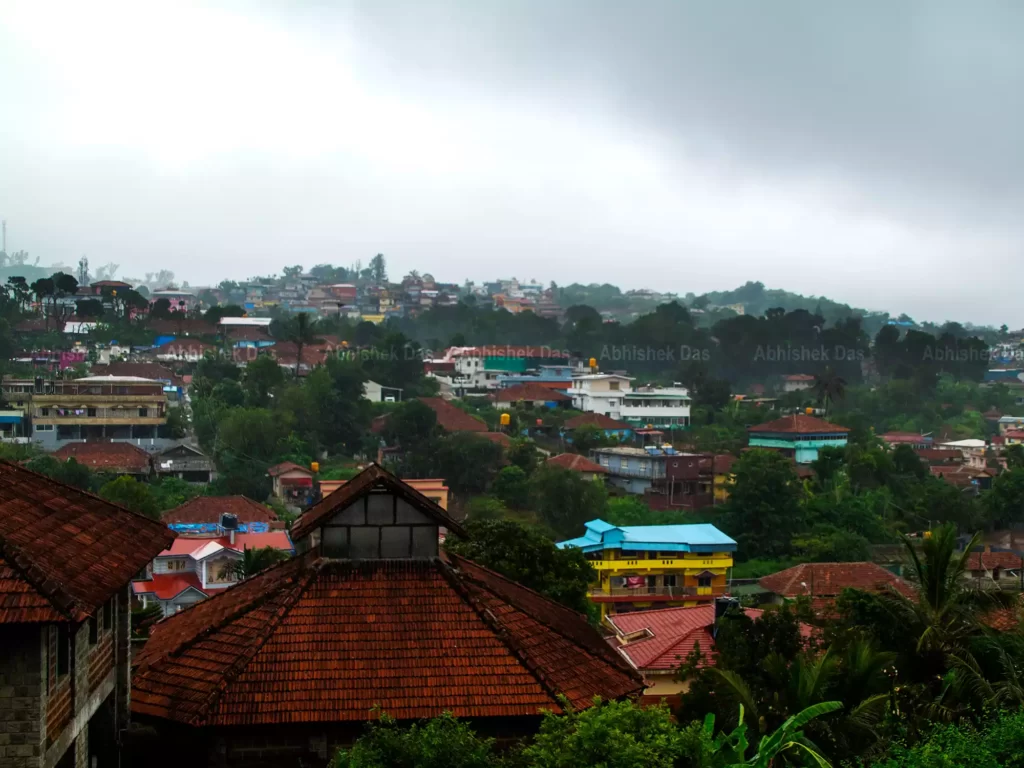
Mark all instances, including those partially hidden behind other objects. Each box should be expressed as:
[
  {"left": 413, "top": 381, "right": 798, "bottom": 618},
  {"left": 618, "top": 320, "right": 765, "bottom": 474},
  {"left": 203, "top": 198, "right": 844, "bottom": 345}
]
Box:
[{"left": 321, "top": 477, "right": 450, "bottom": 510}]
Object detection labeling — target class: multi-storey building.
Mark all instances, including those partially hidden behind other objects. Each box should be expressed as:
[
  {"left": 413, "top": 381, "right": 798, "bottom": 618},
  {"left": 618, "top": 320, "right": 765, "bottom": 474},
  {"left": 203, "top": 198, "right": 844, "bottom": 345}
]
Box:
[
  {"left": 558, "top": 519, "right": 737, "bottom": 620},
  {"left": 570, "top": 373, "right": 634, "bottom": 419},
  {"left": 619, "top": 385, "right": 691, "bottom": 429},
  {"left": 0, "top": 461, "right": 172, "bottom": 768},
  {"left": 448, "top": 346, "right": 571, "bottom": 392},
  {"left": 590, "top": 445, "right": 727, "bottom": 509},
  {"left": 747, "top": 413, "right": 849, "bottom": 464},
  {"left": 3, "top": 376, "right": 171, "bottom": 451}
]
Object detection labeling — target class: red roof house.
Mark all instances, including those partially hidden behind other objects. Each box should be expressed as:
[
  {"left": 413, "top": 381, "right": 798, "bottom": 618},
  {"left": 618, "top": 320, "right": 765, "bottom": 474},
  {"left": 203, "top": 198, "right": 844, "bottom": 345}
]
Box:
[
  {"left": 564, "top": 412, "right": 633, "bottom": 431},
  {"left": 373, "top": 397, "right": 489, "bottom": 435},
  {"left": 760, "top": 562, "right": 914, "bottom": 615},
  {"left": 747, "top": 414, "right": 850, "bottom": 435},
  {"left": 132, "top": 465, "right": 642, "bottom": 759},
  {"left": 493, "top": 383, "right": 572, "bottom": 407},
  {"left": 0, "top": 461, "right": 173, "bottom": 767},
  {"left": 51, "top": 441, "right": 153, "bottom": 475},
  {"left": 161, "top": 496, "right": 278, "bottom": 526},
  {"left": 546, "top": 453, "right": 608, "bottom": 477}
]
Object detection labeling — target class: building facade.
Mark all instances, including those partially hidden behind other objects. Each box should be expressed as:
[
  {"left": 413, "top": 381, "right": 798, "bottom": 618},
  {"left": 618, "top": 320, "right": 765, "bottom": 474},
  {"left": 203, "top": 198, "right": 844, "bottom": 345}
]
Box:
[
  {"left": 747, "top": 413, "right": 850, "bottom": 464},
  {"left": 0, "top": 462, "right": 172, "bottom": 768},
  {"left": 619, "top": 386, "right": 691, "bottom": 429},
  {"left": 570, "top": 373, "right": 634, "bottom": 419},
  {"left": 558, "top": 519, "right": 737, "bottom": 620}
]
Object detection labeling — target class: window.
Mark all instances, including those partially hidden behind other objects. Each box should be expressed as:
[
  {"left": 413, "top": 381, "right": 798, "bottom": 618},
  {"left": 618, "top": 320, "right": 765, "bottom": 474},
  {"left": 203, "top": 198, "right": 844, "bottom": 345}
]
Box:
[
  {"left": 165, "top": 558, "right": 187, "bottom": 572},
  {"left": 138, "top": 408, "right": 148, "bottom": 417},
  {"left": 35, "top": 424, "right": 54, "bottom": 432},
  {"left": 89, "top": 615, "right": 98, "bottom": 645},
  {"left": 609, "top": 381, "right": 620, "bottom": 391},
  {"left": 40, "top": 407, "right": 50, "bottom": 416},
  {"left": 698, "top": 575, "right": 713, "bottom": 588},
  {"left": 87, "top": 407, "right": 97, "bottom": 417},
  {"left": 664, "top": 575, "right": 677, "bottom": 588},
  {"left": 56, "top": 624, "right": 70, "bottom": 677},
  {"left": 103, "top": 599, "right": 113, "bottom": 630}
]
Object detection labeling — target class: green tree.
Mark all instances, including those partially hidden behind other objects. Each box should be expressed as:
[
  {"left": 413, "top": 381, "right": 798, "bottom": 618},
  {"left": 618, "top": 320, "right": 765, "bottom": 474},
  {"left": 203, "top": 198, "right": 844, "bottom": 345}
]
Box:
[
  {"left": 243, "top": 353, "right": 285, "bottom": 407},
  {"left": 521, "top": 699, "right": 692, "bottom": 768},
  {"left": 24, "top": 456, "right": 94, "bottom": 491},
  {"left": 228, "top": 546, "right": 290, "bottom": 579},
  {"left": 384, "top": 399, "right": 439, "bottom": 448},
  {"left": 570, "top": 423, "right": 615, "bottom": 455},
  {"left": 529, "top": 464, "right": 608, "bottom": 539},
  {"left": 98, "top": 476, "right": 159, "bottom": 518},
  {"left": 445, "top": 518, "right": 595, "bottom": 613},
  {"left": 984, "top": 468, "right": 1024, "bottom": 527},
  {"left": 492, "top": 465, "right": 531, "bottom": 510},
  {"left": 331, "top": 712, "right": 495, "bottom": 768},
  {"left": 285, "top": 312, "right": 319, "bottom": 379},
  {"left": 506, "top": 437, "right": 540, "bottom": 475},
  {"left": 720, "top": 450, "right": 804, "bottom": 560},
  {"left": 368, "top": 253, "right": 388, "bottom": 286}
]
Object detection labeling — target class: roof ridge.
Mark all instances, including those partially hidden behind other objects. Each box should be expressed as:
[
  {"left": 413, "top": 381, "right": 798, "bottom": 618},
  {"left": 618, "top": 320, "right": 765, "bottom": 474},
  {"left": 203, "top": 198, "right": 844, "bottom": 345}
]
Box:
[
  {"left": 201, "top": 565, "right": 318, "bottom": 725},
  {"left": 0, "top": 459, "right": 170, "bottom": 531},
  {"left": 447, "top": 553, "right": 637, "bottom": 676},
  {"left": 136, "top": 554, "right": 310, "bottom": 672},
  {"left": 437, "top": 558, "right": 566, "bottom": 712}
]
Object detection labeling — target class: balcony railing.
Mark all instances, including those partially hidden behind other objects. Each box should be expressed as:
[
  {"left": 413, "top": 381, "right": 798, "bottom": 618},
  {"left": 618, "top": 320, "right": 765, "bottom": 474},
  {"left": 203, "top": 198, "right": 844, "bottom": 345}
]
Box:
[
  {"left": 591, "top": 585, "right": 727, "bottom": 599},
  {"left": 589, "top": 557, "right": 732, "bottom": 570}
]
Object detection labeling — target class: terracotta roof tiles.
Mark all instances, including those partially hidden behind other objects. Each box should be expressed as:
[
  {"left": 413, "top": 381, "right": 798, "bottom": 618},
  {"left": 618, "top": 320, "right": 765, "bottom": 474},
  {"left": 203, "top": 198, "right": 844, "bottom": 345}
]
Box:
[
  {"left": 162, "top": 496, "right": 277, "bottom": 525},
  {"left": 759, "top": 562, "right": 914, "bottom": 601},
  {"left": 494, "top": 383, "right": 572, "bottom": 403},
  {"left": 51, "top": 441, "right": 153, "bottom": 473},
  {"left": 546, "top": 453, "right": 608, "bottom": 474},
  {"left": 132, "top": 554, "right": 642, "bottom": 726},
  {"left": 564, "top": 413, "right": 633, "bottom": 431},
  {"left": 0, "top": 461, "right": 174, "bottom": 623},
  {"left": 748, "top": 414, "right": 849, "bottom": 434},
  {"left": 418, "top": 397, "right": 489, "bottom": 432}
]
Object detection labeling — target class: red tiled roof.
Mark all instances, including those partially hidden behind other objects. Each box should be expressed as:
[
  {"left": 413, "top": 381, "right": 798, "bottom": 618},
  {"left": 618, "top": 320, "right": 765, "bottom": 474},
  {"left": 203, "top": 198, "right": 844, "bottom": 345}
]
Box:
[
  {"left": 759, "top": 562, "right": 914, "bottom": 600},
  {"left": 546, "top": 453, "right": 608, "bottom": 474},
  {"left": 419, "top": 397, "right": 488, "bottom": 432},
  {"left": 0, "top": 461, "right": 174, "bottom": 623},
  {"left": 479, "top": 431, "right": 512, "bottom": 447},
  {"left": 131, "top": 552, "right": 642, "bottom": 726},
  {"left": 132, "top": 573, "right": 206, "bottom": 601},
  {"left": 291, "top": 463, "right": 463, "bottom": 542},
  {"left": 880, "top": 432, "right": 930, "bottom": 443},
  {"left": 267, "top": 461, "right": 313, "bottom": 477},
  {"left": 90, "top": 362, "right": 183, "bottom": 386},
  {"left": 1004, "top": 431, "right": 1024, "bottom": 440},
  {"left": 609, "top": 605, "right": 764, "bottom": 671},
  {"left": 148, "top": 318, "right": 218, "bottom": 336},
  {"left": 494, "top": 383, "right": 572, "bottom": 403},
  {"left": 929, "top": 464, "right": 987, "bottom": 487},
  {"left": 963, "top": 551, "right": 1024, "bottom": 571},
  {"left": 748, "top": 414, "right": 849, "bottom": 434},
  {"left": 915, "top": 448, "right": 963, "bottom": 463},
  {"left": 783, "top": 374, "right": 815, "bottom": 382},
  {"left": 51, "top": 441, "right": 152, "bottom": 473},
  {"left": 226, "top": 326, "right": 272, "bottom": 342},
  {"left": 564, "top": 413, "right": 633, "bottom": 431},
  {"left": 162, "top": 496, "right": 277, "bottom": 525}
]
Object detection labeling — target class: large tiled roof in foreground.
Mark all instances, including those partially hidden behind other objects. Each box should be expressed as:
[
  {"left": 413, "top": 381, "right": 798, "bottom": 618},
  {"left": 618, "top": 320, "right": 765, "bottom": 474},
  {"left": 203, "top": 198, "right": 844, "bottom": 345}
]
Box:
[
  {"left": 132, "top": 552, "right": 642, "bottom": 726},
  {"left": 0, "top": 461, "right": 174, "bottom": 623}
]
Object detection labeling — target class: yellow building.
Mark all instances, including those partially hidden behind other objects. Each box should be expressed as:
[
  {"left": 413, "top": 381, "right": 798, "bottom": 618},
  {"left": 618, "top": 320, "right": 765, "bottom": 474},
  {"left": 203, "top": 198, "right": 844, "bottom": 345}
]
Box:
[{"left": 558, "top": 519, "right": 736, "bottom": 620}]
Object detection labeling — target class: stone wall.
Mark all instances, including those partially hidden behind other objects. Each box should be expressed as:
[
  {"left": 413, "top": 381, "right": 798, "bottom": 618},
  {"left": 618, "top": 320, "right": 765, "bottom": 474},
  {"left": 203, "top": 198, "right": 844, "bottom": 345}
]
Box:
[{"left": 0, "top": 624, "right": 46, "bottom": 768}]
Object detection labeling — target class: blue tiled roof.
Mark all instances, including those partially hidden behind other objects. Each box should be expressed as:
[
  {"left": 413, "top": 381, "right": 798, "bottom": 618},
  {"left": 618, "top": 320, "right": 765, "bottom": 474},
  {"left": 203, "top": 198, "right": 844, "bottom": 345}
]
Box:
[{"left": 557, "top": 519, "right": 737, "bottom": 554}]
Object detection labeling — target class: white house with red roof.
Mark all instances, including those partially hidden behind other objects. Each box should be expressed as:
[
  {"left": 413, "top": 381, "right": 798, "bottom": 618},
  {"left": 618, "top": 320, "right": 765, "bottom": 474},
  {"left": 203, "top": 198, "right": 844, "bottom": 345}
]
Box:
[
  {"left": 132, "top": 531, "right": 293, "bottom": 616},
  {"left": 781, "top": 373, "right": 816, "bottom": 393}
]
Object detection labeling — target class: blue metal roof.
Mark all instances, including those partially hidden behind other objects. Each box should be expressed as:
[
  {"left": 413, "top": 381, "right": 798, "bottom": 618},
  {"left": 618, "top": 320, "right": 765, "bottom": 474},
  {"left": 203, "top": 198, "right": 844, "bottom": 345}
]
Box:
[{"left": 557, "top": 518, "right": 737, "bottom": 554}]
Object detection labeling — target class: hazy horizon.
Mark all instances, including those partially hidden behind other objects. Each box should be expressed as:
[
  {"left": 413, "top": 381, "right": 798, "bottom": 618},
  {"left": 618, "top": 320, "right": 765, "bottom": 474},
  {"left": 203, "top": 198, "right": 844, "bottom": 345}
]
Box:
[{"left": 2, "top": 1, "right": 1022, "bottom": 327}]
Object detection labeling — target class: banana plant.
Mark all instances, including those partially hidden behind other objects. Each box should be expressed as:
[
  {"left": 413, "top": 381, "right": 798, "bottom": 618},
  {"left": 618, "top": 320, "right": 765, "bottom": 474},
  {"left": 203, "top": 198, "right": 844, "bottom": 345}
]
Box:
[{"left": 705, "top": 701, "right": 842, "bottom": 767}]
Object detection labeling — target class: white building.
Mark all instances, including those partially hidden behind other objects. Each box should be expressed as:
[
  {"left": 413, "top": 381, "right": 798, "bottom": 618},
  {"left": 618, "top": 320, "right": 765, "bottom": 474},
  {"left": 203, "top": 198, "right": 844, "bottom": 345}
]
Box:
[
  {"left": 570, "top": 374, "right": 634, "bottom": 420},
  {"left": 620, "top": 385, "right": 691, "bottom": 429},
  {"left": 781, "top": 374, "right": 816, "bottom": 393}
]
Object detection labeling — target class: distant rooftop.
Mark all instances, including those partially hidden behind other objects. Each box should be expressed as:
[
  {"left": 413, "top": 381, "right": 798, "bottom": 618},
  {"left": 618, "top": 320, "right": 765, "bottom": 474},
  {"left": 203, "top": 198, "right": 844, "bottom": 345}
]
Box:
[{"left": 557, "top": 518, "right": 736, "bottom": 553}]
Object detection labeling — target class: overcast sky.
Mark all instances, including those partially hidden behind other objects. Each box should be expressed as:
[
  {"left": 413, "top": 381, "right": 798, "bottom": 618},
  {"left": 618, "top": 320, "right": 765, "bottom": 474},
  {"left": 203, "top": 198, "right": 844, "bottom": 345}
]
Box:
[{"left": 2, "top": 1, "right": 1022, "bottom": 325}]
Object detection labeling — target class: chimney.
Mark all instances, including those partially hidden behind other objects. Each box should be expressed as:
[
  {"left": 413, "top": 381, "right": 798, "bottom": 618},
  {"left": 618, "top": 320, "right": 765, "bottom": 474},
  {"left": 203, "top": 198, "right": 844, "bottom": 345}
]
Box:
[{"left": 229, "top": 529, "right": 235, "bottom": 546}]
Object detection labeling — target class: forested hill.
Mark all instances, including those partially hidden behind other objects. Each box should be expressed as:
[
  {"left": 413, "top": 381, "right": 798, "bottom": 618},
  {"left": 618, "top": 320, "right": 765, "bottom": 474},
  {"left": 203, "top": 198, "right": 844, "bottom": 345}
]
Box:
[{"left": 696, "top": 281, "right": 878, "bottom": 323}]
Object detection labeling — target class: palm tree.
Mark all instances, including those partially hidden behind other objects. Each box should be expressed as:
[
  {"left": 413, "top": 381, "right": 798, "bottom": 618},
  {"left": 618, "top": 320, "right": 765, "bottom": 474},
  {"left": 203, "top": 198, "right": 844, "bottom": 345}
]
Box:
[
  {"left": 813, "top": 367, "right": 847, "bottom": 416},
  {"left": 228, "top": 546, "right": 289, "bottom": 580},
  {"left": 706, "top": 702, "right": 841, "bottom": 767},
  {"left": 287, "top": 313, "right": 318, "bottom": 380}
]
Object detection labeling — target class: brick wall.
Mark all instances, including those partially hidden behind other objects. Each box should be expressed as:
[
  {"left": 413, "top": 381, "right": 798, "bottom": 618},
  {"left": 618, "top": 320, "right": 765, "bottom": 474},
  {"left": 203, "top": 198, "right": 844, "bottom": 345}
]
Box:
[{"left": 0, "top": 624, "right": 46, "bottom": 768}]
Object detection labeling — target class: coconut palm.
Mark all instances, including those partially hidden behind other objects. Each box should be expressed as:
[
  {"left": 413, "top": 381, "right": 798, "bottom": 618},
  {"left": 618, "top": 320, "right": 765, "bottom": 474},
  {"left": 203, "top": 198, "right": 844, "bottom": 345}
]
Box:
[
  {"left": 813, "top": 367, "right": 847, "bottom": 416},
  {"left": 287, "top": 312, "right": 319, "bottom": 380},
  {"left": 228, "top": 545, "right": 289, "bottom": 580}
]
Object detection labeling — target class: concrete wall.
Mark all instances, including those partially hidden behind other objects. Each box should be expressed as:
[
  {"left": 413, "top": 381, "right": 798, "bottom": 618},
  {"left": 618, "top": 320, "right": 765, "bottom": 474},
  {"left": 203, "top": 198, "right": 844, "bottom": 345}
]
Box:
[{"left": 0, "top": 625, "right": 46, "bottom": 767}]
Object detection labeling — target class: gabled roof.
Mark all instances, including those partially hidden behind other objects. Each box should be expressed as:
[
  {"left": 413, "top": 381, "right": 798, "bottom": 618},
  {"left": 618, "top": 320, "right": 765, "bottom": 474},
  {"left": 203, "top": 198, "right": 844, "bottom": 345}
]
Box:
[
  {"left": 0, "top": 461, "right": 174, "bottom": 623},
  {"left": 557, "top": 518, "right": 736, "bottom": 553},
  {"left": 158, "top": 532, "right": 293, "bottom": 559},
  {"left": 963, "top": 551, "right": 1024, "bottom": 571},
  {"left": 266, "top": 461, "right": 313, "bottom": 477},
  {"left": 418, "top": 397, "right": 489, "bottom": 432},
  {"left": 546, "top": 453, "right": 608, "bottom": 474},
  {"left": 479, "top": 431, "right": 512, "bottom": 447},
  {"left": 162, "top": 496, "right": 277, "bottom": 525},
  {"left": 494, "top": 383, "right": 572, "bottom": 403},
  {"left": 759, "top": 562, "right": 914, "bottom": 600},
  {"left": 131, "top": 573, "right": 208, "bottom": 601},
  {"left": 291, "top": 463, "right": 464, "bottom": 541},
  {"left": 748, "top": 414, "right": 849, "bottom": 435},
  {"left": 90, "top": 362, "right": 183, "bottom": 386},
  {"left": 131, "top": 552, "right": 643, "bottom": 726},
  {"left": 610, "top": 605, "right": 765, "bottom": 671},
  {"left": 51, "top": 441, "right": 153, "bottom": 473},
  {"left": 564, "top": 412, "right": 633, "bottom": 430}
]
